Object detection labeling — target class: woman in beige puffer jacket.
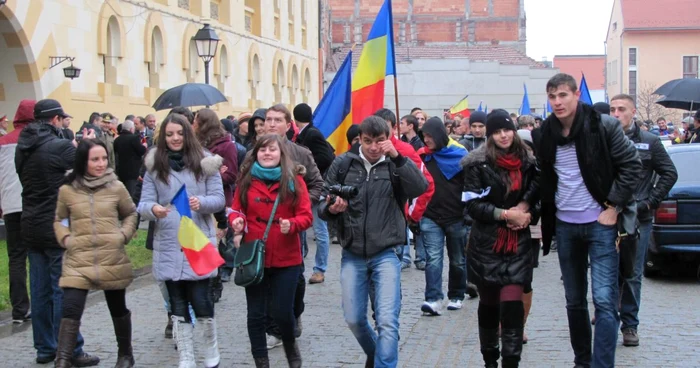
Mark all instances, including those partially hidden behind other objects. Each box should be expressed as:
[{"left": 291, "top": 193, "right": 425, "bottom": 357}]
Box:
[{"left": 52, "top": 139, "right": 138, "bottom": 368}]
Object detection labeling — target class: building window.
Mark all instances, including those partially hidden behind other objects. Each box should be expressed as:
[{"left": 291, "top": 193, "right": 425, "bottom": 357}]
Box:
[
  {"left": 210, "top": 1, "right": 219, "bottom": 20},
  {"left": 629, "top": 48, "right": 637, "bottom": 67},
  {"left": 178, "top": 0, "right": 189, "bottom": 10},
  {"left": 245, "top": 0, "right": 261, "bottom": 37},
  {"left": 104, "top": 16, "right": 121, "bottom": 85},
  {"left": 629, "top": 70, "right": 637, "bottom": 102},
  {"left": 683, "top": 56, "right": 698, "bottom": 78}
]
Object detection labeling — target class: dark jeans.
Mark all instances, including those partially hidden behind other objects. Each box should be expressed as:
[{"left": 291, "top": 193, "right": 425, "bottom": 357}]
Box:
[
  {"left": 620, "top": 220, "right": 652, "bottom": 331},
  {"left": 556, "top": 219, "right": 620, "bottom": 368},
  {"left": 266, "top": 267, "right": 306, "bottom": 338},
  {"left": 4, "top": 212, "right": 29, "bottom": 319},
  {"left": 165, "top": 279, "right": 214, "bottom": 322},
  {"left": 29, "top": 248, "right": 85, "bottom": 359},
  {"left": 246, "top": 266, "right": 302, "bottom": 358},
  {"left": 62, "top": 288, "right": 129, "bottom": 321}
]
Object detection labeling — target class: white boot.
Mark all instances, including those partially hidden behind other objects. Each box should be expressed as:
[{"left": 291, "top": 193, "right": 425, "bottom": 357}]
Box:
[
  {"left": 197, "top": 317, "right": 221, "bottom": 368},
  {"left": 173, "top": 315, "right": 196, "bottom": 368}
]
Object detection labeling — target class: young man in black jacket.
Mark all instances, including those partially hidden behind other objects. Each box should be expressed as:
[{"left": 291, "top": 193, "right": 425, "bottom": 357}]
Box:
[
  {"left": 610, "top": 94, "right": 678, "bottom": 347},
  {"left": 533, "top": 74, "right": 641, "bottom": 368},
  {"left": 113, "top": 119, "right": 147, "bottom": 204}
]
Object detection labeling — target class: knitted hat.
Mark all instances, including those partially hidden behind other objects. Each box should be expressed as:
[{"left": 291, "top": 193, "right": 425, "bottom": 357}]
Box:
[
  {"left": 293, "top": 103, "right": 313, "bottom": 123},
  {"left": 593, "top": 102, "right": 610, "bottom": 115},
  {"left": 469, "top": 111, "right": 487, "bottom": 125},
  {"left": 486, "top": 111, "right": 516, "bottom": 137}
]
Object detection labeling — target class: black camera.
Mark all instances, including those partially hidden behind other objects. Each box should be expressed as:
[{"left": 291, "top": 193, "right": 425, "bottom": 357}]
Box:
[{"left": 327, "top": 184, "right": 359, "bottom": 205}]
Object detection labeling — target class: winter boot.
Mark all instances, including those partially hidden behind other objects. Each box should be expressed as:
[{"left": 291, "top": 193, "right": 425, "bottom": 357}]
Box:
[
  {"left": 55, "top": 319, "right": 80, "bottom": 368},
  {"left": 112, "top": 311, "right": 135, "bottom": 368},
  {"left": 522, "top": 291, "right": 533, "bottom": 344},
  {"left": 254, "top": 357, "right": 270, "bottom": 368},
  {"left": 173, "top": 315, "right": 196, "bottom": 368},
  {"left": 165, "top": 313, "right": 173, "bottom": 338},
  {"left": 283, "top": 339, "right": 302, "bottom": 368},
  {"left": 197, "top": 317, "right": 220, "bottom": 368},
  {"left": 500, "top": 301, "right": 525, "bottom": 368},
  {"left": 479, "top": 327, "right": 500, "bottom": 368}
]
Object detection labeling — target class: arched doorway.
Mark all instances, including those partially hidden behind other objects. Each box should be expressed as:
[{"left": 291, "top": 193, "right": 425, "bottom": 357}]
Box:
[{"left": 0, "top": 5, "right": 42, "bottom": 121}]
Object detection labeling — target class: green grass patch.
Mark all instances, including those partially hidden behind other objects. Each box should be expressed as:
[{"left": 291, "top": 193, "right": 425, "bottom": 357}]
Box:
[{"left": 0, "top": 230, "right": 152, "bottom": 312}]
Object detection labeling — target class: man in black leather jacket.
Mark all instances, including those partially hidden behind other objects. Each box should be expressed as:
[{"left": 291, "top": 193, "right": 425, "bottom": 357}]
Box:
[
  {"left": 532, "top": 73, "right": 641, "bottom": 368},
  {"left": 610, "top": 94, "right": 678, "bottom": 347}
]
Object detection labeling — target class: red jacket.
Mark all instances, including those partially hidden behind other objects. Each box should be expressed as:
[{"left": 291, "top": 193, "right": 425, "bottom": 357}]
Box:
[
  {"left": 228, "top": 174, "right": 313, "bottom": 268},
  {"left": 390, "top": 135, "right": 434, "bottom": 223}
]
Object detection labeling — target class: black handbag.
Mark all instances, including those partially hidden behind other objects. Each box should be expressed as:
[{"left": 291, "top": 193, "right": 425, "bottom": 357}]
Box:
[
  {"left": 233, "top": 195, "right": 280, "bottom": 287},
  {"left": 617, "top": 214, "right": 639, "bottom": 280}
]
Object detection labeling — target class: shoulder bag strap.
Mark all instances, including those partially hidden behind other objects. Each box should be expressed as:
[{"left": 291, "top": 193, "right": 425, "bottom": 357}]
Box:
[{"left": 262, "top": 194, "right": 281, "bottom": 243}]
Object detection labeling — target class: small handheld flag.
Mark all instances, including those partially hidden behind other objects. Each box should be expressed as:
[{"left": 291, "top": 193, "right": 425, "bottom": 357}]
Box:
[{"left": 171, "top": 185, "right": 224, "bottom": 276}]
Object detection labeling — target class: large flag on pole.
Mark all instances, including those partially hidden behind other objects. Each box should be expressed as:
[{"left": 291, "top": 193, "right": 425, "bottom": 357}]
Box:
[
  {"left": 519, "top": 83, "right": 531, "bottom": 116},
  {"left": 351, "top": 0, "right": 396, "bottom": 124},
  {"left": 313, "top": 52, "right": 353, "bottom": 154},
  {"left": 449, "top": 95, "right": 470, "bottom": 118},
  {"left": 171, "top": 185, "right": 224, "bottom": 276},
  {"left": 580, "top": 74, "right": 593, "bottom": 105}
]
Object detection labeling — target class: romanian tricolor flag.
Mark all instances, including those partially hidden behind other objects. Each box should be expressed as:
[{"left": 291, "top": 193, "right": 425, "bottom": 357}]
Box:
[
  {"left": 449, "top": 95, "right": 470, "bottom": 118},
  {"left": 351, "top": 0, "right": 396, "bottom": 124},
  {"left": 314, "top": 52, "right": 353, "bottom": 154},
  {"left": 171, "top": 184, "right": 224, "bottom": 276}
]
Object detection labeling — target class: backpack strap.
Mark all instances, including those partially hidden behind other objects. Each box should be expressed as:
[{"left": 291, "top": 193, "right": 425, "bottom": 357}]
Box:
[
  {"left": 336, "top": 155, "right": 354, "bottom": 185},
  {"left": 337, "top": 154, "right": 405, "bottom": 215}
]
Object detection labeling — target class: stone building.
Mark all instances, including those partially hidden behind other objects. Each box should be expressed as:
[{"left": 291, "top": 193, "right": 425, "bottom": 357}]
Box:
[{"left": 0, "top": 0, "right": 319, "bottom": 129}]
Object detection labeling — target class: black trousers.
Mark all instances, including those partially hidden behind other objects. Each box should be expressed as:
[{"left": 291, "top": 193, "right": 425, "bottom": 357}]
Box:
[
  {"left": 62, "top": 288, "right": 129, "bottom": 321},
  {"left": 4, "top": 212, "right": 30, "bottom": 319}
]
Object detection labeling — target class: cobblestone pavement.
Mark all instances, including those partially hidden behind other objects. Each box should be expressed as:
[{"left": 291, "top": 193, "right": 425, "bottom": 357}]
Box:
[{"left": 1, "top": 238, "right": 699, "bottom": 367}]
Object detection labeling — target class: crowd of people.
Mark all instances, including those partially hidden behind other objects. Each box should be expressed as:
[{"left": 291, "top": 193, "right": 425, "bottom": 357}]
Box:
[{"left": 0, "top": 71, "right": 685, "bottom": 368}]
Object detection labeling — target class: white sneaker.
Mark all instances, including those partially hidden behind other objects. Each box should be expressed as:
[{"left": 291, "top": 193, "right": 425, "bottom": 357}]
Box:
[
  {"left": 447, "top": 299, "right": 463, "bottom": 310},
  {"left": 421, "top": 300, "right": 443, "bottom": 316},
  {"left": 266, "top": 334, "right": 282, "bottom": 349}
]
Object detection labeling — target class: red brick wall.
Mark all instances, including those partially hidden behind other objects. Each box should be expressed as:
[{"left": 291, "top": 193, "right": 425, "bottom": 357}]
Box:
[
  {"left": 475, "top": 21, "right": 518, "bottom": 42},
  {"left": 492, "top": 0, "right": 520, "bottom": 17},
  {"left": 417, "top": 22, "right": 455, "bottom": 43}
]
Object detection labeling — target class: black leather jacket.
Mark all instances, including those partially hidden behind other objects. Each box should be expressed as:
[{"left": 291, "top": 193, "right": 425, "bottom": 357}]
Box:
[{"left": 625, "top": 123, "right": 678, "bottom": 221}]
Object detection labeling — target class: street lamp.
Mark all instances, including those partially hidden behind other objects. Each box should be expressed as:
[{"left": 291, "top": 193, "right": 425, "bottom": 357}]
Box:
[{"left": 193, "top": 23, "right": 220, "bottom": 86}]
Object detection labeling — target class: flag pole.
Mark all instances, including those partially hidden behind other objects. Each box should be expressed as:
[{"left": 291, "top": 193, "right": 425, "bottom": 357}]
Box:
[{"left": 393, "top": 76, "right": 400, "bottom": 119}]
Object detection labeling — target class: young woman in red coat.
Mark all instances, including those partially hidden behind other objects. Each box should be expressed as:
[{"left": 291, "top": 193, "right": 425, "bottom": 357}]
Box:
[{"left": 228, "top": 134, "right": 312, "bottom": 368}]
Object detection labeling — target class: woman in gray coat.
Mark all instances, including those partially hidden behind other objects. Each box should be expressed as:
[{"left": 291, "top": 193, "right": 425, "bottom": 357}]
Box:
[{"left": 138, "top": 113, "right": 225, "bottom": 368}]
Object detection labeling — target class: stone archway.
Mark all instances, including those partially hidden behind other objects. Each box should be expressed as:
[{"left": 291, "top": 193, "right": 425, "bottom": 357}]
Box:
[{"left": 0, "top": 2, "right": 44, "bottom": 121}]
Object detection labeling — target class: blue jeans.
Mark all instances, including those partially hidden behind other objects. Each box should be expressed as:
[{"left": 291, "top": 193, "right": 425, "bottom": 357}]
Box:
[
  {"left": 29, "top": 248, "right": 85, "bottom": 359},
  {"left": 341, "top": 247, "right": 402, "bottom": 368},
  {"left": 420, "top": 218, "right": 468, "bottom": 302},
  {"left": 556, "top": 219, "right": 620, "bottom": 368},
  {"left": 300, "top": 232, "right": 309, "bottom": 259},
  {"left": 312, "top": 203, "right": 330, "bottom": 273},
  {"left": 401, "top": 227, "right": 412, "bottom": 265},
  {"left": 620, "top": 220, "right": 652, "bottom": 331},
  {"left": 165, "top": 279, "right": 214, "bottom": 322},
  {"left": 158, "top": 281, "right": 196, "bottom": 323},
  {"left": 414, "top": 231, "right": 426, "bottom": 265}
]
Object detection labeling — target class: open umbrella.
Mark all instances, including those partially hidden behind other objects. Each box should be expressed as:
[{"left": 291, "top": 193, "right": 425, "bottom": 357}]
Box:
[
  {"left": 653, "top": 78, "right": 700, "bottom": 111},
  {"left": 152, "top": 83, "right": 227, "bottom": 111}
]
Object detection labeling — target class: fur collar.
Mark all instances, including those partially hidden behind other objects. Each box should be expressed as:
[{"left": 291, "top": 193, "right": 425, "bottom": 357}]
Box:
[
  {"left": 144, "top": 148, "right": 223, "bottom": 176},
  {"left": 460, "top": 144, "right": 536, "bottom": 168},
  {"left": 294, "top": 164, "right": 306, "bottom": 177}
]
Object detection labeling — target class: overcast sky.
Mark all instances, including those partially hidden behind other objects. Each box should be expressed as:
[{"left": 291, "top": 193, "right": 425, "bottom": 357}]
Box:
[{"left": 525, "top": 0, "right": 614, "bottom": 62}]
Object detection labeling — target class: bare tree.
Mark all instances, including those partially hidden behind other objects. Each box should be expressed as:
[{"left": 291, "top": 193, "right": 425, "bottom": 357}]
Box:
[{"left": 635, "top": 81, "right": 682, "bottom": 123}]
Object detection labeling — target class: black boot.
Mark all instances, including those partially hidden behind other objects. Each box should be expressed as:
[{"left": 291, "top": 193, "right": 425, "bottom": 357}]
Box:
[
  {"left": 283, "top": 339, "right": 302, "bottom": 368},
  {"left": 254, "top": 357, "right": 270, "bottom": 368},
  {"left": 112, "top": 311, "right": 135, "bottom": 368},
  {"left": 479, "top": 327, "right": 500, "bottom": 368},
  {"left": 55, "top": 319, "right": 79, "bottom": 368},
  {"left": 165, "top": 313, "right": 173, "bottom": 339},
  {"left": 500, "top": 301, "right": 524, "bottom": 368}
]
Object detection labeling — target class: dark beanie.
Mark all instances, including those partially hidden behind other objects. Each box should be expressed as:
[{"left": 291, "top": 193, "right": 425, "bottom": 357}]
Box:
[
  {"left": 469, "top": 111, "right": 487, "bottom": 125},
  {"left": 486, "top": 111, "right": 516, "bottom": 137},
  {"left": 346, "top": 124, "right": 360, "bottom": 145},
  {"left": 221, "top": 118, "right": 235, "bottom": 135},
  {"left": 293, "top": 103, "right": 313, "bottom": 123},
  {"left": 593, "top": 102, "right": 610, "bottom": 115}
]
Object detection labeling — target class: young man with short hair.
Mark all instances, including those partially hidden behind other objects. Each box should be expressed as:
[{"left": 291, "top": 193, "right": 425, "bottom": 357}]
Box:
[
  {"left": 533, "top": 73, "right": 641, "bottom": 368},
  {"left": 399, "top": 114, "right": 424, "bottom": 151},
  {"left": 319, "top": 116, "right": 428, "bottom": 366},
  {"left": 459, "top": 112, "right": 487, "bottom": 151}
]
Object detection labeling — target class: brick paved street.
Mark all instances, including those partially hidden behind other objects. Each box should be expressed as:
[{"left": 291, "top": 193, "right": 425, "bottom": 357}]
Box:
[{"left": 1, "top": 238, "right": 699, "bottom": 367}]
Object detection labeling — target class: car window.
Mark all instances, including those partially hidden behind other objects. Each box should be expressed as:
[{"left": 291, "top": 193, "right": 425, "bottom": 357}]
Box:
[{"left": 670, "top": 151, "right": 700, "bottom": 183}]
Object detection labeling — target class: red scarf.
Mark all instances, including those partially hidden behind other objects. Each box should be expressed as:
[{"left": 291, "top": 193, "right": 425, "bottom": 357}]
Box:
[{"left": 495, "top": 153, "right": 522, "bottom": 191}]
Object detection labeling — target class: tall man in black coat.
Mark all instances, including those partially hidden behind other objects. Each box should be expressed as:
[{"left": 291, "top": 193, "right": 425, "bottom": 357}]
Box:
[
  {"left": 532, "top": 74, "right": 641, "bottom": 368},
  {"left": 113, "top": 119, "right": 147, "bottom": 204}
]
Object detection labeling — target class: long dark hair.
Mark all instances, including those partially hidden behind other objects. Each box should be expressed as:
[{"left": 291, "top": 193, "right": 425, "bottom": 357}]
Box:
[
  {"left": 66, "top": 139, "right": 109, "bottom": 184},
  {"left": 153, "top": 113, "right": 204, "bottom": 184},
  {"left": 236, "top": 134, "right": 298, "bottom": 209},
  {"left": 485, "top": 132, "right": 529, "bottom": 194},
  {"left": 194, "top": 108, "right": 225, "bottom": 148}
]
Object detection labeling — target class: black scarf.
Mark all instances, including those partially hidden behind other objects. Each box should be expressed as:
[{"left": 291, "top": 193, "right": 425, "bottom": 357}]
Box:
[{"left": 167, "top": 150, "right": 185, "bottom": 172}]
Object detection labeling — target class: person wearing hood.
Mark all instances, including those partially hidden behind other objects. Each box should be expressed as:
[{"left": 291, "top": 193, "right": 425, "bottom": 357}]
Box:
[
  {"left": 16, "top": 99, "right": 100, "bottom": 366},
  {"left": 221, "top": 118, "right": 248, "bottom": 170},
  {"left": 0, "top": 99, "right": 35, "bottom": 324},
  {"left": 245, "top": 108, "right": 267, "bottom": 151},
  {"left": 236, "top": 112, "right": 253, "bottom": 147},
  {"left": 459, "top": 111, "right": 487, "bottom": 151},
  {"left": 416, "top": 117, "right": 472, "bottom": 315}
]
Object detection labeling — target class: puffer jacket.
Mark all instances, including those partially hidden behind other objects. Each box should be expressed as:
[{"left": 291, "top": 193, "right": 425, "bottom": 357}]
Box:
[
  {"left": 54, "top": 170, "right": 138, "bottom": 290},
  {"left": 137, "top": 149, "right": 225, "bottom": 281},
  {"left": 318, "top": 144, "right": 429, "bottom": 257},
  {"left": 461, "top": 145, "right": 539, "bottom": 287},
  {"left": 16, "top": 122, "right": 76, "bottom": 249},
  {"left": 228, "top": 166, "right": 313, "bottom": 268},
  {"left": 625, "top": 122, "right": 678, "bottom": 221}
]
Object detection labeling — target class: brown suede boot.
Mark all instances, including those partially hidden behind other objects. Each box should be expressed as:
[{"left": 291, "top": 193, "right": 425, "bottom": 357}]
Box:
[
  {"left": 55, "top": 319, "right": 80, "bottom": 368},
  {"left": 112, "top": 312, "right": 135, "bottom": 368}
]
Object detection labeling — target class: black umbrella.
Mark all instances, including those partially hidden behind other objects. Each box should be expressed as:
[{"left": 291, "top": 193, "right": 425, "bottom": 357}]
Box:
[
  {"left": 653, "top": 78, "right": 700, "bottom": 111},
  {"left": 152, "top": 83, "right": 227, "bottom": 111}
]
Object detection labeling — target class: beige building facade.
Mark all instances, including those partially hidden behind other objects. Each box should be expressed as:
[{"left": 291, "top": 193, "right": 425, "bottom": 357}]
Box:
[{"left": 0, "top": 0, "right": 319, "bottom": 130}]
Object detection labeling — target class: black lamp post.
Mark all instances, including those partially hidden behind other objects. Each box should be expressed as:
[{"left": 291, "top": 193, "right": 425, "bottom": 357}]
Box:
[{"left": 193, "top": 23, "right": 220, "bottom": 86}]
